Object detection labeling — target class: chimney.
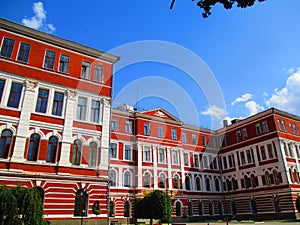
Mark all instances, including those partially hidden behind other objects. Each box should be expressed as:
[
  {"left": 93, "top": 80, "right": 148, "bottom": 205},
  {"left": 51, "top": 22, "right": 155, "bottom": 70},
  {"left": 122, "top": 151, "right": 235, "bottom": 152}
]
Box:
[{"left": 223, "top": 120, "right": 228, "bottom": 127}]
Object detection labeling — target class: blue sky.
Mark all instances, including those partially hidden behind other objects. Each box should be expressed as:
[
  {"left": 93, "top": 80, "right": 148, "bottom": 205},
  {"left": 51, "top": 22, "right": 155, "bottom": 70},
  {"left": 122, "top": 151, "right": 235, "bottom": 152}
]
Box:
[{"left": 1, "top": 0, "right": 300, "bottom": 129}]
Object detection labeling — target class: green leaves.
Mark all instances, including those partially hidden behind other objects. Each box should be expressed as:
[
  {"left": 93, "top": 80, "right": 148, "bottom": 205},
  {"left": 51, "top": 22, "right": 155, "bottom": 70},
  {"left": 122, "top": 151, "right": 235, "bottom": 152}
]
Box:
[
  {"left": 0, "top": 185, "right": 46, "bottom": 225},
  {"left": 134, "top": 190, "right": 172, "bottom": 224}
]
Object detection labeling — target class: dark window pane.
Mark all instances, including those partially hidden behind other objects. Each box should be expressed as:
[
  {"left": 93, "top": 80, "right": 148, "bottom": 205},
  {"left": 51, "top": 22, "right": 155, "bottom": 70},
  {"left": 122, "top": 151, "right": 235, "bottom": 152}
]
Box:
[{"left": 7, "top": 83, "right": 23, "bottom": 108}]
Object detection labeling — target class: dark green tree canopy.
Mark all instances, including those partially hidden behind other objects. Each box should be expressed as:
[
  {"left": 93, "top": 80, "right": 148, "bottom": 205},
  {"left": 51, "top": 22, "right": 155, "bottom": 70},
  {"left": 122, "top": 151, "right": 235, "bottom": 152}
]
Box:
[
  {"left": 170, "top": 0, "right": 266, "bottom": 18},
  {"left": 134, "top": 190, "right": 172, "bottom": 225}
]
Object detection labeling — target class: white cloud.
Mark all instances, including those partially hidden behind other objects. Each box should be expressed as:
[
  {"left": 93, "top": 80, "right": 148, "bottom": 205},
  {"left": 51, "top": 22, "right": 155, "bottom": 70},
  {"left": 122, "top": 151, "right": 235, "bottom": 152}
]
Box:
[
  {"left": 245, "top": 100, "right": 264, "bottom": 116},
  {"left": 231, "top": 93, "right": 253, "bottom": 106},
  {"left": 201, "top": 105, "right": 226, "bottom": 119},
  {"left": 266, "top": 69, "right": 300, "bottom": 115},
  {"left": 22, "top": 2, "right": 56, "bottom": 33}
]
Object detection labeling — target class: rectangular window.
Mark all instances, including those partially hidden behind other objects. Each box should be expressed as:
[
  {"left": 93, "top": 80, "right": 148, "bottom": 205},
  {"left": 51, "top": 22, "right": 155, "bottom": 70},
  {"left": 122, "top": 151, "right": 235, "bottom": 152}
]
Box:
[
  {"left": 242, "top": 128, "right": 248, "bottom": 140},
  {"left": 203, "top": 155, "right": 209, "bottom": 168},
  {"left": 267, "top": 144, "right": 274, "bottom": 158},
  {"left": 58, "top": 54, "right": 69, "bottom": 73},
  {"left": 43, "top": 50, "right": 55, "bottom": 70},
  {"left": 124, "top": 145, "right": 131, "bottom": 160},
  {"left": 223, "top": 157, "right": 228, "bottom": 169},
  {"left": 158, "top": 148, "right": 166, "bottom": 163},
  {"left": 256, "top": 123, "right": 262, "bottom": 135},
  {"left": 228, "top": 155, "right": 233, "bottom": 167},
  {"left": 77, "top": 97, "right": 87, "bottom": 120},
  {"left": 52, "top": 92, "right": 64, "bottom": 116},
  {"left": 194, "top": 154, "right": 199, "bottom": 167},
  {"left": 143, "top": 146, "right": 151, "bottom": 162},
  {"left": 192, "top": 134, "right": 197, "bottom": 145},
  {"left": 184, "top": 153, "right": 189, "bottom": 166},
  {"left": 260, "top": 146, "right": 267, "bottom": 160},
  {"left": 7, "top": 82, "right": 23, "bottom": 108},
  {"left": 36, "top": 89, "right": 49, "bottom": 113},
  {"left": 158, "top": 126, "right": 164, "bottom": 138},
  {"left": 0, "top": 37, "right": 14, "bottom": 58},
  {"left": 90, "top": 100, "right": 100, "bottom": 123},
  {"left": 277, "top": 119, "right": 283, "bottom": 131},
  {"left": 294, "top": 124, "right": 299, "bottom": 135},
  {"left": 172, "top": 150, "right": 178, "bottom": 164},
  {"left": 282, "top": 121, "right": 287, "bottom": 132},
  {"left": 201, "top": 136, "right": 207, "bottom": 146},
  {"left": 125, "top": 121, "right": 132, "bottom": 133},
  {"left": 236, "top": 131, "right": 242, "bottom": 142},
  {"left": 213, "top": 158, "right": 218, "bottom": 169},
  {"left": 171, "top": 128, "right": 177, "bottom": 140},
  {"left": 110, "top": 143, "right": 117, "bottom": 159},
  {"left": 111, "top": 119, "right": 118, "bottom": 131},
  {"left": 81, "top": 61, "right": 91, "bottom": 79},
  {"left": 262, "top": 121, "right": 269, "bottom": 133},
  {"left": 246, "top": 150, "right": 252, "bottom": 163},
  {"left": 17, "top": 43, "right": 30, "bottom": 63},
  {"left": 144, "top": 123, "right": 150, "bottom": 135},
  {"left": 240, "top": 152, "right": 246, "bottom": 165},
  {"left": 182, "top": 132, "right": 187, "bottom": 143},
  {"left": 0, "top": 80, "right": 5, "bottom": 103},
  {"left": 94, "top": 64, "right": 103, "bottom": 82}
]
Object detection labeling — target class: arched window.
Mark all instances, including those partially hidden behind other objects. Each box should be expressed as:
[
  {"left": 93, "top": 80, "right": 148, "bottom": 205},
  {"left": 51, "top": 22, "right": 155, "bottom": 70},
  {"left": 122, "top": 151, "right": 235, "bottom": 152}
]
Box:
[
  {"left": 88, "top": 142, "right": 98, "bottom": 167},
  {"left": 46, "top": 136, "right": 58, "bottom": 163},
  {"left": 159, "top": 173, "right": 166, "bottom": 188},
  {"left": 209, "top": 201, "right": 213, "bottom": 215},
  {"left": 273, "top": 196, "right": 281, "bottom": 212},
  {"left": 273, "top": 169, "right": 280, "bottom": 185},
  {"left": 109, "top": 170, "right": 117, "bottom": 187},
  {"left": 226, "top": 179, "right": 232, "bottom": 191},
  {"left": 124, "top": 201, "right": 130, "bottom": 217},
  {"left": 72, "top": 139, "right": 82, "bottom": 165},
  {"left": 205, "top": 177, "right": 211, "bottom": 191},
  {"left": 218, "top": 201, "right": 223, "bottom": 215},
  {"left": 244, "top": 175, "right": 251, "bottom": 189},
  {"left": 124, "top": 171, "right": 131, "bottom": 187},
  {"left": 250, "top": 198, "right": 257, "bottom": 214},
  {"left": 250, "top": 174, "right": 257, "bottom": 188},
  {"left": 188, "top": 201, "right": 193, "bottom": 216},
  {"left": 198, "top": 201, "right": 203, "bottom": 215},
  {"left": 35, "top": 186, "right": 45, "bottom": 205},
  {"left": 174, "top": 174, "right": 180, "bottom": 189},
  {"left": 231, "top": 200, "right": 236, "bottom": 215},
  {"left": 185, "top": 176, "right": 191, "bottom": 190},
  {"left": 144, "top": 172, "right": 151, "bottom": 188},
  {"left": 27, "top": 133, "right": 40, "bottom": 161},
  {"left": 175, "top": 201, "right": 182, "bottom": 216},
  {"left": 74, "top": 189, "right": 88, "bottom": 217},
  {"left": 232, "top": 177, "right": 238, "bottom": 190},
  {"left": 109, "top": 201, "right": 115, "bottom": 217},
  {"left": 195, "top": 177, "right": 201, "bottom": 191},
  {"left": 265, "top": 171, "right": 271, "bottom": 186},
  {"left": 215, "top": 178, "right": 220, "bottom": 191},
  {"left": 0, "top": 129, "right": 12, "bottom": 159}
]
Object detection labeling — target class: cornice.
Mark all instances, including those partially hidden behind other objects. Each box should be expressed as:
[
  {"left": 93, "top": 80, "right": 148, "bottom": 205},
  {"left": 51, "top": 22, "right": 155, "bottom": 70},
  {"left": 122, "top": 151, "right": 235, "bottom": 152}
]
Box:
[{"left": 0, "top": 18, "right": 120, "bottom": 63}]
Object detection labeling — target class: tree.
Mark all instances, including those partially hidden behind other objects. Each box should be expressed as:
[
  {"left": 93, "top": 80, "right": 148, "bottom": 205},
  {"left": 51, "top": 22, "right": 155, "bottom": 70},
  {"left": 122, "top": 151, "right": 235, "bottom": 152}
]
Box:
[
  {"left": 0, "top": 185, "right": 48, "bottom": 225},
  {"left": 170, "top": 0, "right": 265, "bottom": 18},
  {"left": 134, "top": 190, "right": 172, "bottom": 225}
]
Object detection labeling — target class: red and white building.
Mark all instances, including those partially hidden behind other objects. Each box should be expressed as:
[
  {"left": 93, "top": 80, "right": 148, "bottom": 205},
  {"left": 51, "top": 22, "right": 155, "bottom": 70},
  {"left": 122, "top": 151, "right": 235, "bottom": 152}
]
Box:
[
  {"left": 0, "top": 18, "right": 119, "bottom": 222},
  {"left": 1, "top": 18, "right": 300, "bottom": 224}
]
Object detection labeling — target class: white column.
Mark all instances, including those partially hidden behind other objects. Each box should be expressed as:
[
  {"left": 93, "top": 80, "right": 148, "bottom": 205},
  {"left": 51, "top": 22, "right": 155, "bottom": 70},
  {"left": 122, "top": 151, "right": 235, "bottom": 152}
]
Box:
[
  {"left": 179, "top": 149, "right": 185, "bottom": 189},
  {"left": 279, "top": 140, "right": 289, "bottom": 183},
  {"left": 153, "top": 146, "right": 158, "bottom": 188},
  {"left": 137, "top": 143, "right": 143, "bottom": 187},
  {"left": 99, "top": 98, "right": 111, "bottom": 170},
  {"left": 167, "top": 147, "right": 172, "bottom": 189},
  {"left": 11, "top": 80, "right": 38, "bottom": 162},
  {"left": 59, "top": 89, "right": 77, "bottom": 166}
]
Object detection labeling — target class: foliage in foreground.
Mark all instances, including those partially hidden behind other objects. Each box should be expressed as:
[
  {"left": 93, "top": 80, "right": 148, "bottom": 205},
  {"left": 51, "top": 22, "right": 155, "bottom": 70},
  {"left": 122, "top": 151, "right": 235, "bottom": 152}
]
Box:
[
  {"left": 170, "top": 0, "right": 265, "bottom": 18},
  {"left": 0, "top": 185, "right": 49, "bottom": 225},
  {"left": 134, "top": 190, "right": 172, "bottom": 225}
]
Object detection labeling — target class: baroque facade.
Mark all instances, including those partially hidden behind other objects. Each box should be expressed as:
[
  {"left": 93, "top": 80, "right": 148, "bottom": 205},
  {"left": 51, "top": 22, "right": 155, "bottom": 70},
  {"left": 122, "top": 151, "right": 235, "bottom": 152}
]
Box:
[{"left": 1, "top": 18, "right": 300, "bottom": 223}]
